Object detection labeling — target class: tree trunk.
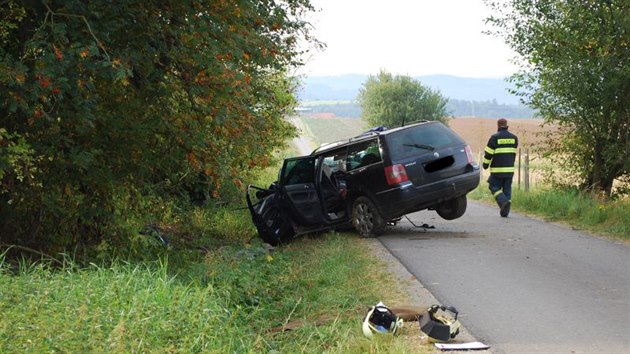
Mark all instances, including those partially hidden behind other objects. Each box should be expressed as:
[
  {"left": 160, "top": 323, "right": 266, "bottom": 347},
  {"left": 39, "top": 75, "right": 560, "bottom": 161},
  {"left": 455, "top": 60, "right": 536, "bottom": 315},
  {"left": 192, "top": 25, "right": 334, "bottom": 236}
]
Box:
[{"left": 590, "top": 147, "right": 614, "bottom": 198}]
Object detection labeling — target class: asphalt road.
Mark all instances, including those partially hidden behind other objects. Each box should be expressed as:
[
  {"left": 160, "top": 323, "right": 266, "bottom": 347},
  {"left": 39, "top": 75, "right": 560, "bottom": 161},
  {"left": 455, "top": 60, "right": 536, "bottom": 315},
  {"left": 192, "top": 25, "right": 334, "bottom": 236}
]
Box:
[{"left": 378, "top": 201, "right": 630, "bottom": 354}]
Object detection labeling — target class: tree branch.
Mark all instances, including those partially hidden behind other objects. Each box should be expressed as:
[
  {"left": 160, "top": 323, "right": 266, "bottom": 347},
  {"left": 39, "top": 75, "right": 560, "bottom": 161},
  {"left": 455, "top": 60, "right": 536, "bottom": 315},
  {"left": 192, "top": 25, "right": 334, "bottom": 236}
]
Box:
[
  {"left": 40, "top": 0, "right": 111, "bottom": 62},
  {"left": 0, "top": 244, "right": 64, "bottom": 266}
]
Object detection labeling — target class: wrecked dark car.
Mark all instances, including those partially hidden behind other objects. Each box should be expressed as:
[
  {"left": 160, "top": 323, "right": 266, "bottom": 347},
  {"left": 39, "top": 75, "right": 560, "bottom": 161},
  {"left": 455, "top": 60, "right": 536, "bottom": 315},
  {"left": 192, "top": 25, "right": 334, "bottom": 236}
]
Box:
[{"left": 246, "top": 121, "right": 480, "bottom": 246}]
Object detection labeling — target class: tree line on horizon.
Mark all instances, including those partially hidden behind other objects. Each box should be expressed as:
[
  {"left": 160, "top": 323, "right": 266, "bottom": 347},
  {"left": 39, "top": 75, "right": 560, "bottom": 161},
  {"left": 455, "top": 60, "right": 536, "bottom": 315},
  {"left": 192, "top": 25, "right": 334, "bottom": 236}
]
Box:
[{"left": 300, "top": 98, "right": 535, "bottom": 119}]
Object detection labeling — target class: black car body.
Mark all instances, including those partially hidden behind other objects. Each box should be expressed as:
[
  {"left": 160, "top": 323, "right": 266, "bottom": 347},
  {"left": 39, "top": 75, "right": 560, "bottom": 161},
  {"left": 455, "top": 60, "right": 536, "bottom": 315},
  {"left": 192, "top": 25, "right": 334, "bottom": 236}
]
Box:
[{"left": 246, "top": 121, "right": 480, "bottom": 245}]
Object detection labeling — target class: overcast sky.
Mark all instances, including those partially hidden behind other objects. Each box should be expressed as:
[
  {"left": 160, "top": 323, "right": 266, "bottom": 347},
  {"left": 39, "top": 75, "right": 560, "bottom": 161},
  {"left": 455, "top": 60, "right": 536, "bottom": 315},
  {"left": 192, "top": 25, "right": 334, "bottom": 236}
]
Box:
[{"left": 297, "top": 0, "right": 517, "bottom": 78}]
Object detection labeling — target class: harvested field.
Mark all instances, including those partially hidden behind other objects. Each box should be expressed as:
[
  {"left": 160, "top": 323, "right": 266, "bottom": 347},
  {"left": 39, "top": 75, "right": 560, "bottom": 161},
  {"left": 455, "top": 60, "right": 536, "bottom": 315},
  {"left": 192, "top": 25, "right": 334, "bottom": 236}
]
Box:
[
  {"left": 299, "top": 116, "right": 552, "bottom": 155},
  {"left": 448, "top": 117, "right": 550, "bottom": 155}
]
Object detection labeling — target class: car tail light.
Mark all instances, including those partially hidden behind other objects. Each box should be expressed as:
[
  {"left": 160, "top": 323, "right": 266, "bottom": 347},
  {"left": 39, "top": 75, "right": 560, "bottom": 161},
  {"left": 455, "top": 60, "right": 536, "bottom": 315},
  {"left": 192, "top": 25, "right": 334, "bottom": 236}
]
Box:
[
  {"left": 464, "top": 145, "right": 474, "bottom": 164},
  {"left": 384, "top": 164, "right": 409, "bottom": 185}
]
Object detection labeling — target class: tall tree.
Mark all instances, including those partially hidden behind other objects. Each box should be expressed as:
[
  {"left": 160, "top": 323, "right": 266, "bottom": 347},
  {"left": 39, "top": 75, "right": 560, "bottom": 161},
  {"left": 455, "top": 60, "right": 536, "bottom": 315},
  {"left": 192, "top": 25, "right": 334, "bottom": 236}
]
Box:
[
  {"left": 486, "top": 0, "right": 630, "bottom": 197},
  {"left": 0, "top": 0, "right": 315, "bottom": 251},
  {"left": 357, "top": 70, "right": 448, "bottom": 128}
]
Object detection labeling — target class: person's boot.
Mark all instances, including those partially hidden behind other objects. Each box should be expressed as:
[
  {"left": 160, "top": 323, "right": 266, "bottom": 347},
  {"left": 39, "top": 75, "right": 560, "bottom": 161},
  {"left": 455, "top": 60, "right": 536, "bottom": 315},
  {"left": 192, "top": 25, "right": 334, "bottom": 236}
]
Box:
[
  {"left": 495, "top": 193, "right": 508, "bottom": 216},
  {"left": 500, "top": 200, "right": 511, "bottom": 217}
]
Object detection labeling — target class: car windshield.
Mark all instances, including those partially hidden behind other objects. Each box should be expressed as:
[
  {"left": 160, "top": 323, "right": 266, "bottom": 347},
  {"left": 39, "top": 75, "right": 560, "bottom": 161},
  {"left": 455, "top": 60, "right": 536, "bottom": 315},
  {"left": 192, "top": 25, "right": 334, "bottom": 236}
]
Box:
[{"left": 386, "top": 122, "right": 464, "bottom": 160}]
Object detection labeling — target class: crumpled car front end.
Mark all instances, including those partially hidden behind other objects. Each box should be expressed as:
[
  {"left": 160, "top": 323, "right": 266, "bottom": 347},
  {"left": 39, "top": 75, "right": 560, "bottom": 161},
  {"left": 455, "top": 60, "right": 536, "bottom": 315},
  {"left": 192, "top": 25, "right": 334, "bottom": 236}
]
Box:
[{"left": 246, "top": 184, "right": 295, "bottom": 246}]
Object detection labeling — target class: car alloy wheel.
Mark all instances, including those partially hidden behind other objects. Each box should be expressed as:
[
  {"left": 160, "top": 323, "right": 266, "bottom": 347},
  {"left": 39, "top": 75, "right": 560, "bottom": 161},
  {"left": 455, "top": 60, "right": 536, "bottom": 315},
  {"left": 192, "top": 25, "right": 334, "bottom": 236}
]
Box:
[{"left": 352, "top": 196, "right": 385, "bottom": 237}]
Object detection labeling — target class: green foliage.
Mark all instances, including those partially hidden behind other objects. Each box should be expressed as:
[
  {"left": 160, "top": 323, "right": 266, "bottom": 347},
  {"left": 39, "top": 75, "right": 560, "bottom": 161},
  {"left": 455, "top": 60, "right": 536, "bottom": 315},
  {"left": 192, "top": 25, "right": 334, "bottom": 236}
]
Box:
[
  {"left": 0, "top": 1, "right": 315, "bottom": 253},
  {"left": 0, "top": 128, "right": 38, "bottom": 191},
  {"left": 357, "top": 70, "right": 449, "bottom": 128},
  {"left": 486, "top": 0, "right": 630, "bottom": 197},
  {"left": 0, "top": 234, "right": 419, "bottom": 353}
]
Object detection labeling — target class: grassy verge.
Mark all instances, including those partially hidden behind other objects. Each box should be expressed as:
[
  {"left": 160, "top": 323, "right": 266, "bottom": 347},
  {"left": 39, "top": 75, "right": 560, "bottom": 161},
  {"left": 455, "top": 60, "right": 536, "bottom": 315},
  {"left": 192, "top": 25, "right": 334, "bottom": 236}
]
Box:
[
  {"left": 469, "top": 185, "right": 630, "bottom": 241},
  {"left": 0, "top": 233, "right": 425, "bottom": 353}
]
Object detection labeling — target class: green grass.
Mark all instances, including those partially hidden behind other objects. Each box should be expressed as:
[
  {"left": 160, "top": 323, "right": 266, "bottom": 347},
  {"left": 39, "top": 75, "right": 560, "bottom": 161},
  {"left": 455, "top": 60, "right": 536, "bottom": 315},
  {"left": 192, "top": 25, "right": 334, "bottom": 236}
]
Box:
[
  {"left": 301, "top": 116, "right": 365, "bottom": 145},
  {"left": 469, "top": 185, "right": 630, "bottom": 241},
  {"left": 0, "top": 234, "right": 424, "bottom": 353}
]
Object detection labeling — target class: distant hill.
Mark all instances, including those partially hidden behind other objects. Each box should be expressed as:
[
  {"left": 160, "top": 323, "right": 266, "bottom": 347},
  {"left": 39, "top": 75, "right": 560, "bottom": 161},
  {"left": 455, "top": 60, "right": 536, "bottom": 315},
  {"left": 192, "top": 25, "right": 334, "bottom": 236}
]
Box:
[{"left": 298, "top": 74, "right": 522, "bottom": 105}]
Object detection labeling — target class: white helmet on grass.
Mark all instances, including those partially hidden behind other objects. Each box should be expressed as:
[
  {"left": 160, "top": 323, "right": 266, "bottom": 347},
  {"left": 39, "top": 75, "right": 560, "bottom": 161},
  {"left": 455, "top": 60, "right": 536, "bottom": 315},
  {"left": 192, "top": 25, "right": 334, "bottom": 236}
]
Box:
[{"left": 362, "top": 302, "right": 404, "bottom": 337}]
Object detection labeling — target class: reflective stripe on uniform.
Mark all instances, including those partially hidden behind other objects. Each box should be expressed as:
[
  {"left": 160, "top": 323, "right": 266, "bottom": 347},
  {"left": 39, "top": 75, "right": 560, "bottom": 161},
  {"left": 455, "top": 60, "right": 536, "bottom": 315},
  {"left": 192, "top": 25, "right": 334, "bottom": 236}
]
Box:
[
  {"left": 497, "top": 138, "right": 516, "bottom": 145},
  {"left": 493, "top": 190, "right": 503, "bottom": 197},
  {"left": 482, "top": 157, "right": 492, "bottom": 164},
  {"left": 494, "top": 147, "right": 517, "bottom": 154},
  {"left": 490, "top": 166, "right": 515, "bottom": 173},
  {"left": 485, "top": 146, "right": 495, "bottom": 154}
]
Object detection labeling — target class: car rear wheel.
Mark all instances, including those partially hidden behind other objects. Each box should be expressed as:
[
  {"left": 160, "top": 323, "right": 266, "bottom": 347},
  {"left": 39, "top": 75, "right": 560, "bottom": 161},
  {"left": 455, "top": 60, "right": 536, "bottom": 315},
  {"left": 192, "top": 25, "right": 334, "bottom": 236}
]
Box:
[
  {"left": 435, "top": 195, "right": 467, "bottom": 220},
  {"left": 352, "top": 196, "right": 385, "bottom": 237}
]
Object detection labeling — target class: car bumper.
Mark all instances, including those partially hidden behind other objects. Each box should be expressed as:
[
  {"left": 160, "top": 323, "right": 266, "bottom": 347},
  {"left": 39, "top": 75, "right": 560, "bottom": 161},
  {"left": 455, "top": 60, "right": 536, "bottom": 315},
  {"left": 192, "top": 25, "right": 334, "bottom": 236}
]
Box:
[{"left": 375, "top": 169, "right": 480, "bottom": 219}]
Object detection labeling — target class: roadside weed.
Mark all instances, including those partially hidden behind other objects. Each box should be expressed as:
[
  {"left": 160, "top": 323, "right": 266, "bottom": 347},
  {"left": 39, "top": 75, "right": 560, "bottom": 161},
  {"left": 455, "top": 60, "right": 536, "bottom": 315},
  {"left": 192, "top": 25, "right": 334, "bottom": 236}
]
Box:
[{"left": 1, "top": 233, "right": 427, "bottom": 353}]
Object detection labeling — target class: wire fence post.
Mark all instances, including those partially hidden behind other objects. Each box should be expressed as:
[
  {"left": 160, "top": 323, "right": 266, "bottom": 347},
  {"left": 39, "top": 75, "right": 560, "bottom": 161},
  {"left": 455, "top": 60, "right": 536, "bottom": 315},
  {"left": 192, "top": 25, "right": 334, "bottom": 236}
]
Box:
[
  {"left": 518, "top": 148, "right": 522, "bottom": 190},
  {"left": 479, "top": 151, "right": 484, "bottom": 182},
  {"left": 524, "top": 148, "right": 530, "bottom": 192}
]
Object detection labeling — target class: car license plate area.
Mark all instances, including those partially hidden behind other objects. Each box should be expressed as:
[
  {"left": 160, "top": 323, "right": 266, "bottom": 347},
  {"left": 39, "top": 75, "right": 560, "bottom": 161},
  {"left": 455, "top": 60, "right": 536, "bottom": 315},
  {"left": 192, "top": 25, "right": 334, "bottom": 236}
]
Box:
[{"left": 424, "top": 155, "right": 455, "bottom": 173}]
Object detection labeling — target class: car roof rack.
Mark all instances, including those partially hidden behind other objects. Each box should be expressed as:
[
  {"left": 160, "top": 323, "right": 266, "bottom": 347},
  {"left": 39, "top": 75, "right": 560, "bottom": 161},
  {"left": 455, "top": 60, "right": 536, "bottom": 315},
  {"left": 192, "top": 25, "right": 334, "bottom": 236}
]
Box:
[
  {"left": 402, "top": 119, "right": 430, "bottom": 126},
  {"left": 313, "top": 140, "right": 344, "bottom": 152},
  {"left": 311, "top": 121, "right": 433, "bottom": 154},
  {"left": 349, "top": 125, "right": 388, "bottom": 141}
]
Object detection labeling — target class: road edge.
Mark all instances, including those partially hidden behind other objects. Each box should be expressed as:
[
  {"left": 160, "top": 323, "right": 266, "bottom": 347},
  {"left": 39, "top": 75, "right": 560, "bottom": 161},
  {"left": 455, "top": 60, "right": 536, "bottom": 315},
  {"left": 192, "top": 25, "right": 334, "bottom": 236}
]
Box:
[{"left": 364, "top": 238, "right": 493, "bottom": 352}]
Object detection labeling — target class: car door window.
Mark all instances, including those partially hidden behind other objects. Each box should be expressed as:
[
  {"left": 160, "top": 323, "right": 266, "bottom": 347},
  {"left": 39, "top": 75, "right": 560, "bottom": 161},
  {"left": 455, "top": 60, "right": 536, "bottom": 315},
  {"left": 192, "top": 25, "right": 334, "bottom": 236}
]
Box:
[
  {"left": 319, "top": 149, "right": 348, "bottom": 190},
  {"left": 347, "top": 139, "right": 381, "bottom": 171},
  {"left": 321, "top": 150, "right": 348, "bottom": 175},
  {"left": 281, "top": 158, "right": 315, "bottom": 186}
]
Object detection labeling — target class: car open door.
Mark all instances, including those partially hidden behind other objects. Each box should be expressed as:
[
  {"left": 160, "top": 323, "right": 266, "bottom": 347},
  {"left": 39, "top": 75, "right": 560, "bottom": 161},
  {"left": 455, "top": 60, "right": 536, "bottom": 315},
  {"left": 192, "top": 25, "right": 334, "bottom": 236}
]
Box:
[{"left": 278, "top": 156, "right": 324, "bottom": 226}]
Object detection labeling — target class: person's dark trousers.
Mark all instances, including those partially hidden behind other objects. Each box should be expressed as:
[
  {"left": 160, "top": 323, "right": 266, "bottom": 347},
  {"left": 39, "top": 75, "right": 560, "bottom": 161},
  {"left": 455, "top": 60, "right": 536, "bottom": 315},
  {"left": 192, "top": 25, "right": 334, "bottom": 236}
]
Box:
[{"left": 488, "top": 174, "right": 513, "bottom": 206}]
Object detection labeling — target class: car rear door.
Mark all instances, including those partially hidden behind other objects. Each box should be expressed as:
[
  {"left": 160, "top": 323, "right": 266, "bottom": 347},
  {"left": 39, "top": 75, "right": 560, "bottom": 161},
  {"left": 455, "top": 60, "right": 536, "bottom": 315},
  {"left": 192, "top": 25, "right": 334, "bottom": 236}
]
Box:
[{"left": 278, "top": 156, "right": 324, "bottom": 226}]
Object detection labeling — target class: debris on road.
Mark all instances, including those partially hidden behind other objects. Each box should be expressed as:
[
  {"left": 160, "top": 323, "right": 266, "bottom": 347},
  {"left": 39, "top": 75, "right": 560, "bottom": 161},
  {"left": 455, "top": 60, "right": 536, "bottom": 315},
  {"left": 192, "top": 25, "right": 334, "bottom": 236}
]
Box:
[
  {"left": 418, "top": 304, "right": 461, "bottom": 342},
  {"left": 434, "top": 341, "right": 490, "bottom": 351}
]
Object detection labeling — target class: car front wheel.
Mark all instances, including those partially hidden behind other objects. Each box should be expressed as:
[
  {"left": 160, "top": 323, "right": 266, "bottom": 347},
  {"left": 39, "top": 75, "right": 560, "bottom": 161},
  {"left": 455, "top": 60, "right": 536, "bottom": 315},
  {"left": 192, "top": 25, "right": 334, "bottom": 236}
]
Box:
[
  {"left": 259, "top": 205, "right": 294, "bottom": 246},
  {"left": 352, "top": 196, "right": 385, "bottom": 237},
  {"left": 435, "top": 195, "right": 467, "bottom": 220}
]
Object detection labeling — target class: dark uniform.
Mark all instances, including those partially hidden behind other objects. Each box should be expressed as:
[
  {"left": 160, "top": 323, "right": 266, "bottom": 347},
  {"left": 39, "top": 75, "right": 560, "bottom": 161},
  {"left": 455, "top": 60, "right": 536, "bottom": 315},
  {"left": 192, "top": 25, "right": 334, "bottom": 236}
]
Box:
[{"left": 482, "top": 119, "right": 518, "bottom": 217}]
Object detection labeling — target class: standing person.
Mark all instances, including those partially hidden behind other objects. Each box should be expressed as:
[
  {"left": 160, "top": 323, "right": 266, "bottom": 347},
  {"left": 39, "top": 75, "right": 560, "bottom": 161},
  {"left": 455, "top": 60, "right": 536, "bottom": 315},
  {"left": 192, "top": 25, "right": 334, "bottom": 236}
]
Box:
[{"left": 482, "top": 118, "right": 518, "bottom": 217}]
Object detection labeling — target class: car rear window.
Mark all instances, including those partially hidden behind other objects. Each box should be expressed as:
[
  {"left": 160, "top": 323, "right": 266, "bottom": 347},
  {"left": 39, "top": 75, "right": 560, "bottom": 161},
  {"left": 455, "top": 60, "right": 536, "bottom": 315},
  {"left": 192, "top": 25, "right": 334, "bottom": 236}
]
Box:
[{"left": 385, "top": 122, "right": 464, "bottom": 160}]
